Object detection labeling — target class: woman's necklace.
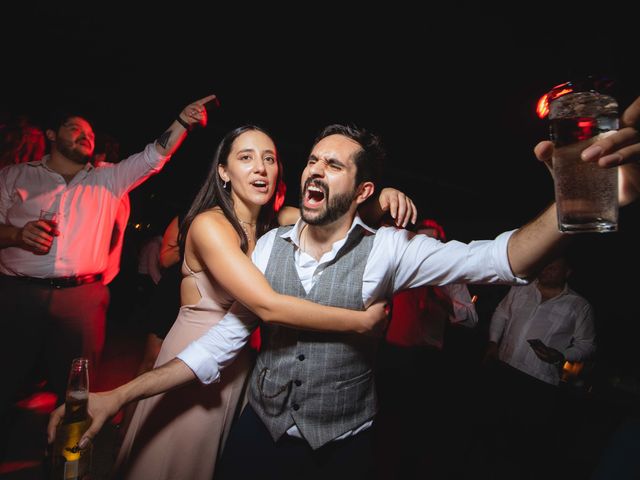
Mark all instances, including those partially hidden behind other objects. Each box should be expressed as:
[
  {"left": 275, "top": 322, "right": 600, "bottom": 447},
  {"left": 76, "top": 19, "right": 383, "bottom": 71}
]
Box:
[{"left": 238, "top": 219, "right": 256, "bottom": 238}]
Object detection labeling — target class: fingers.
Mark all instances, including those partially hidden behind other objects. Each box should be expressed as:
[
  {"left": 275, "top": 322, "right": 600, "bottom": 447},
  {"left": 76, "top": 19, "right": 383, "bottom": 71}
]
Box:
[
  {"left": 194, "top": 94, "right": 219, "bottom": 107},
  {"left": 581, "top": 127, "right": 640, "bottom": 167},
  {"left": 184, "top": 105, "right": 207, "bottom": 127},
  {"left": 621, "top": 97, "right": 640, "bottom": 128},
  {"left": 394, "top": 196, "right": 406, "bottom": 227},
  {"left": 385, "top": 191, "right": 416, "bottom": 228},
  {"left": 47, "top": 405, "right": 65, "bottom": 443},
  {"left": 365, "top": 299, "right": 391, "bottom": 337},
  {"left": 48, "top": 405, "right": 106, "bottom": 449},
  {"left": 599, "top": 142, "right": 640, "bottom": 168},
  {"left": 78, "top": 415, "right": 106, "bottom": 449},
  {"left": 383, "top": 195, "right": 397, "bottom": 223},
  {"left": 619, "top": 163, "right": 640, "bottom": 206},
  {"left": 534, "top": 141, "right": 553, "bottom": 163},
  {"left": 389, "top": 194, "right": 404, "bottom": 227},
  {"left": 22, "top": 221, "right": 54, "bottom": 252},
  {"left": 579, "top": 96, "right": 640, "bottom": 168},
  {"left": 180, "top": 94, "right": 219, "bottom": 129},
  {"left": 412, "top": 201, "right": 418, "bottom": 225},
  {"left": 407, "top": 198, "right": 417, "bottom": 225}
]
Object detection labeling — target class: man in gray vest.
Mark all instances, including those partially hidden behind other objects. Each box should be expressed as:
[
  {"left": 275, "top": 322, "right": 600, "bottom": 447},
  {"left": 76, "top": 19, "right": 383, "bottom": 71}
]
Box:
[
  {"left": 198, "top": 124, "right": 555, "bottom": 479},
  {"left": 49, "top": 98, "right": 640, "bottom": 478}
]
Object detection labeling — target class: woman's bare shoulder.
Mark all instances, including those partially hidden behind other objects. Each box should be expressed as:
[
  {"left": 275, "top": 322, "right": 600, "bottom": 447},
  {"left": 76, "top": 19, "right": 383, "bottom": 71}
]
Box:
[{"left": 189, "top": 208, "right": 236, "bottom": 241}]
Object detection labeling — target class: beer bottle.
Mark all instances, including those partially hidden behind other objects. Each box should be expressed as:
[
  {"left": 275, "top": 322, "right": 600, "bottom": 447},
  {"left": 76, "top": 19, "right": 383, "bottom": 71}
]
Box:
[{"left": 51, "top": 358, "right": 92, "bottom": 479}]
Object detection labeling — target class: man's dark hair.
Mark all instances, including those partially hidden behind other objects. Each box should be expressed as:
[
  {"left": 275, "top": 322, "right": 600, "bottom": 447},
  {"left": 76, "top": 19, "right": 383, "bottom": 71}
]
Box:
[
  {"left": 44, "top": 109, "right": 94, "bottom": 133},
  {"left": 313, "top": 124, "right": 384, "bottom": 186}
]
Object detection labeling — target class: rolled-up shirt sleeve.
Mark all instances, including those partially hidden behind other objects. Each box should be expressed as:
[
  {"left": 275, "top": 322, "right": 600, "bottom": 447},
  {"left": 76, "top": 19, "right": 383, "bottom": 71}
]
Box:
[{"left": 177, "top": 302, "right": 259, "bottom": 384}]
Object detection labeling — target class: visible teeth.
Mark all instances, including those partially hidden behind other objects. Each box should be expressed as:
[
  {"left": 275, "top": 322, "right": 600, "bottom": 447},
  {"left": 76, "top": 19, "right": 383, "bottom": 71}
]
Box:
[
  {"left": 253, "top": 181, "right": 266, "bottom": 187},
  {"left": 308, "top": 186, "right": 322, "bottom": 192}
]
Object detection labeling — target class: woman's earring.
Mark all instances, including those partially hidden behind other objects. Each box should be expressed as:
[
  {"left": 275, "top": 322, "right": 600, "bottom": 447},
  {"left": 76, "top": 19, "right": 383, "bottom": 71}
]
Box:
[{"left": 223, "top": 180, "right": 228, "bottom": 189}]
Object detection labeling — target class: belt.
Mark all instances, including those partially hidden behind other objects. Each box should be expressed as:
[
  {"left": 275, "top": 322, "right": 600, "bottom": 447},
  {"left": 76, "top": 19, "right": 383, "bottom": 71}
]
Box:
[{"left": 2, "top": 273, "right": 103, "bottom": 288}]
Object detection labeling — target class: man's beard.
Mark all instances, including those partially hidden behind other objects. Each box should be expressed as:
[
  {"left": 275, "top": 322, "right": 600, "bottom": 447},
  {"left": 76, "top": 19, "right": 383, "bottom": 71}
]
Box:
[
  {"left": 300, "top": 179, "right": 355, "bottom": 226},
  {"left": 56, "top": 139, "right": 92, "bottom": 165}
]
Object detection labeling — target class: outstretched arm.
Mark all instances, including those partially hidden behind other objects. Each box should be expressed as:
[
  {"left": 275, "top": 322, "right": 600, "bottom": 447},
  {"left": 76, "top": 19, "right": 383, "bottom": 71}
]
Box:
[
  {"left": 48, "top": 358, "right": 194, "bottom": 449},
  {"left": 154, "top": 94, "right": 218, "bottom": 156}
]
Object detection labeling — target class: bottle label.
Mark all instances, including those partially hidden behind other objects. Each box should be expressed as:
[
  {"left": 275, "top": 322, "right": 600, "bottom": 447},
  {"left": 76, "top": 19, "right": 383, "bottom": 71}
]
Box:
[
  {"left": 63, "top": 459, "right": 79, "bottom": 479},
  {"left": 53, "top": 420, "right": 91, "bottom": 479}
]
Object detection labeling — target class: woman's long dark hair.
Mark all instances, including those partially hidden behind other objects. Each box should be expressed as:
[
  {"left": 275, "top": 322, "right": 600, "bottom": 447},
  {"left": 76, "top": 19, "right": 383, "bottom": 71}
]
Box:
[{"left": 178, "top": 125, "right": 284, "bottom": 255}]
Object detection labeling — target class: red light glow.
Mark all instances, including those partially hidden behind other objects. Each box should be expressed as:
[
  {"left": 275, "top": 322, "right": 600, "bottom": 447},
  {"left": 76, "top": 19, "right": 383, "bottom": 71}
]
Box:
[
  {"left": 536, "top": 94, "right": 551, "bottom": 119},
  {"left": 536, "top": 82, "right": 573, "bottom": 118}
]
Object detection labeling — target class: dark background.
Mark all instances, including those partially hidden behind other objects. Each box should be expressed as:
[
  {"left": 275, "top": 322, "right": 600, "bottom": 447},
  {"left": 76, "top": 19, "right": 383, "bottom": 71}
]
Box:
[{"left": 2, "top": 5, "right": 640, "bottom": 374}]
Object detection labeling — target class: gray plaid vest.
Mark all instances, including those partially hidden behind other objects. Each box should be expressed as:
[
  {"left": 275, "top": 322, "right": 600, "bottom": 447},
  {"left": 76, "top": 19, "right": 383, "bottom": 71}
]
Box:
[{"left": 248, "top": 224, "right": 377, "bottom": 449}]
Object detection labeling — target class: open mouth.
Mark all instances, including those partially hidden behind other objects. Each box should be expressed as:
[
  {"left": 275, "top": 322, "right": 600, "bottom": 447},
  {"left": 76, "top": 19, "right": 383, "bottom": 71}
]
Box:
[
  {"left": 304, "top": 183, "right": 326, "bottom": 208},
  {"left": 250, "top": 180, "right": 269, "bottom": 193}
]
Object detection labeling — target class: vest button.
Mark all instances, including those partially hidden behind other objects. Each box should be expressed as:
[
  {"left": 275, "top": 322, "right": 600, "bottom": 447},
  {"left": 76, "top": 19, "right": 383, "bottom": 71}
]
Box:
[
  {"left": 294, "top": 379, "right": 302, "bottom": 386},
  {"left": 297, "top": 354, "right": 305, "bottom": 361},
  {"left": 292, "top": 403, "right": 300, "bottom": 411}
]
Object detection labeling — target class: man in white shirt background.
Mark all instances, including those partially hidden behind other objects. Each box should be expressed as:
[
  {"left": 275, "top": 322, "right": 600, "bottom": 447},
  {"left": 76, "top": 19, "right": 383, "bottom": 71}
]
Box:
[
  {"left": 0, "top": 94, "right": 216, "bottom": 443},
  {"left": 472, "top": 255, "right": 595, "bottom": 479}
]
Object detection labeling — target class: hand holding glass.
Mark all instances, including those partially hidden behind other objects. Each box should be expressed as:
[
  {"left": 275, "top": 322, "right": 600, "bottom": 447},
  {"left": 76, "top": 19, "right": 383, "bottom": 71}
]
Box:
[{"left": 549, "top": 88, "right": 619, "bottom": 233}]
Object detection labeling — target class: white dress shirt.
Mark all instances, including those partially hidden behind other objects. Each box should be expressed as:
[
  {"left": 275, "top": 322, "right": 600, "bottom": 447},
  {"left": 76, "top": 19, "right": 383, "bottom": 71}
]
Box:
[
  {"left": 489, "top": 281, "right": 596, "bottom": 385},
  {"left": 0, "top": 143, "right": 169, "bottom": 277},
  {"left": 179, "top": 215, "right": 524, "bottom": 382}
]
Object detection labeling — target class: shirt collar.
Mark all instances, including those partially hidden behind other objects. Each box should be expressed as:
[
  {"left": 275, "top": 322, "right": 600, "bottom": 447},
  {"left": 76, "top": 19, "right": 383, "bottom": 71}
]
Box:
[
  {"left": 280, "top": 213, "right": 376, "bottom": 248},
  {"left": 533, "top": 279, "right": 570, "bottom": 299},
  {"left": 27, "top": 154, "right": 95, "bottom": 172}
]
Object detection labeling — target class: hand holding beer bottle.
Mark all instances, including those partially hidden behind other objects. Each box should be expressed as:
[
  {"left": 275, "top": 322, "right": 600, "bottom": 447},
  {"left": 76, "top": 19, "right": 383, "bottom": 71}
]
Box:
[{"left": 49, "top": 358, "right": 91, "bottom": 480}]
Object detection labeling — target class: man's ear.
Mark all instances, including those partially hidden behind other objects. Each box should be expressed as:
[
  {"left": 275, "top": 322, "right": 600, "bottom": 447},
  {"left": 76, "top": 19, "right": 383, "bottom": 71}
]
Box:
[
  {"left": 355, "top": 181, "right": 375, "bottom": 205},
  {"left": 45, "top": 129, "right": 56, "bottom": 142}
]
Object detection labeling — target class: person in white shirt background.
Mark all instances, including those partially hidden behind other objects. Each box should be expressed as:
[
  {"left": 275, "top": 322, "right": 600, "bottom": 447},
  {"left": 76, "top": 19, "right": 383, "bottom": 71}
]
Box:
[
  {"left": 0, "top": 94, "right": 217, "bottom": 444},
  {"left": 470, "top": 255, "right": 595, "bottom": 479}
]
